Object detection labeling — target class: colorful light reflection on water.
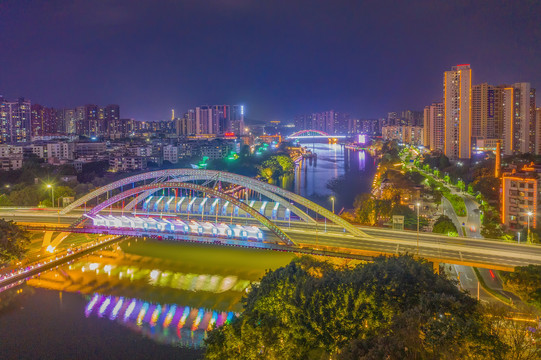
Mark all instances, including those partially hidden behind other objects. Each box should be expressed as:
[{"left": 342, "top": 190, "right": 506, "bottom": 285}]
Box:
[{"left": 85, "top": 294, "right": 237, "bottom": 348}]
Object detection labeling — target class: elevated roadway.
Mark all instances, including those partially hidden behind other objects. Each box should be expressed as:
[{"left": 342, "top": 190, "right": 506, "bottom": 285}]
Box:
[{"left": 2, "top": 208, "right": 539, "bottom": 271}]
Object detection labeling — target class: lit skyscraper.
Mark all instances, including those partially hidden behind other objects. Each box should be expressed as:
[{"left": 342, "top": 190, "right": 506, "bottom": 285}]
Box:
[
  {"left": 0, "top": 97, "right": 32, "bottom": 143},
  {"left": 423, "top": 102, "right": 444, "bottom": 151},
  {"left": 471, "top": 83, "right": 496, "bottom": 141},
  {"left": 502, "top": 83, "right": 536, "bottom": 155},
  {"left": 444, "top": 64, "right": 472, "bottom": 160},
  {"left": 185, "top": 105, "right": 244, "bottom": 136}
]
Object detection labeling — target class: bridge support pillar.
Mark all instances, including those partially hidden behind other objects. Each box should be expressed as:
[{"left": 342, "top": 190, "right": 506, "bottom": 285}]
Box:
[
  {"left": 432, "top": 261, "right": 440, "bottom": 274},
  {"left": 42, "top": 231, "right": 70, "bottom": 251}
]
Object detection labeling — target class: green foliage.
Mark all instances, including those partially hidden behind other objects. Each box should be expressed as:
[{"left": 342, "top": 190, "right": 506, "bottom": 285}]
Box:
[
  {"left": 0, "top": 219, "right": 31, "bottom": 263},
  {"left": 380, "top": 140, "right": 401, "bottom": 164},
  {"left": 472, "top": 176, "right": 500, "bottom": 203},
  {"left": 442, "top": 192, "right": 467, "bottom": 217},
  {"left": 432, "top": 215, "right": 458, "bottom": 236},
  {"left": 205, "top": 256, "right": 503, "bottom": 359},
  {"left": 500, "top": 265, "right": 541, "bottom": 310},
  {"left": 258, "top": 155, "right": 295, "bottom": 181},
  {"left": 480, "top": 203, "right": 505, "bottom": 239},
  {"left": 353, "top": 193, "right": 394, "bottom": 226},
  {"left": 422, "top": 153, "right": 450, "bottom": 171}
]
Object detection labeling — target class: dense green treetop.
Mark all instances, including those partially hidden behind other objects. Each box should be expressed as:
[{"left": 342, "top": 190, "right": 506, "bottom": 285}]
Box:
[
  {"left": 432, "top": 215, "right": 458, "bottom": 236},
  {"left": 205, "top": 255, "right": 503, "bottom": 359},
  {"left": 0, "top": 219, "right": 31, "bottom": 263}
]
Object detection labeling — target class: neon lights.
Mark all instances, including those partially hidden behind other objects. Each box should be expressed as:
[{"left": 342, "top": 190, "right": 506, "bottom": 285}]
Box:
[
  {"left": 192, "top": 308, "right": 205, "bottom": 331},
  {"left": 84, "top": 294, "right": 236, "bottom": 348},
  {"left": 150, "top": 304, "right": 162, "bottom": 327},
  {"left": 207, "top": 311, "right": 218, "bottom": 331},
  {"left": 110, "top": 297, "right": 124, "bottom": 320},
  {"left": 124, "top": 299, "right": 137, "bottom": 321},
  {"left": 178, "top": 306, "right": 191, "bottom": 329},
  {"left": 225, "top": 312, "right": 235, "bottom": 324},
  {"left": 163, "top": 305, "right": 177, "bottom": 328},
  {"left": 149, "top": 270, "right": 160, "bottom": 282},
  {"left": 136, "top": 302, "right": 149, "bottom": 326},
  {"left": 85, "top": 294, "right": 99, "bottom": 317},
  {"left": 99, "top": 296, "right": 112, "bottom": 317}
]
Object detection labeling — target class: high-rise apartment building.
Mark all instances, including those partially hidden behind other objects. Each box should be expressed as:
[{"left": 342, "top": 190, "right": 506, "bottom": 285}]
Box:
[
  {"left": 104, "top": 104, "right": 120, "bottom": 137},
  {"left": 294, "top": 110, "right": 349, "bottom": 135},
  {"left": 294, "top": 114, "right": 312, "bottom": 131},
  {"left": 501, "top": 164, "right": 541, "bottom": 231},
  {"left": 186, "top": 105, "right": 244, "bottom": 136},
  {"left": 471, "top": 83, "right": 496, "bottom": 141},
  {"left": 56, "top": 108, "right": 77, "bottom": 134},
  {"left": 175, "top": 113, "right": 193, "bottom": 136},
  {"left": 423, "top": 102, "right": 444, "bottom": 151},
  {"left": 444, "top": 64, "right": 472, "bottom": 160},
  {"left": 31, "top": 104, "right": 57, "bottom": 136},
  {"left": 536, "top": 108, "right": 541, "bottom": 155},
  {"left": 75, "top": 104, "right": 99, "bottom": 137},
  {"left": 0, "top": 97, "right": 32, "bottom": 143},
  {"left": 502, "top": 83, "right": 536, "bottom": 155}
]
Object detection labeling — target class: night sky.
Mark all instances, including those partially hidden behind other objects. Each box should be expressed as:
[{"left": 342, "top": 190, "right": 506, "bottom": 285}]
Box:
[{"left": 1, "top": 0, "right": 540, "bottom": 122}]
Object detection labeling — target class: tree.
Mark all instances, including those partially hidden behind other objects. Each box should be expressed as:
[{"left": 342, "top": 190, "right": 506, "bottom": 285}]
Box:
[
  {"left": 432, "top": 215, "right": 459, "bottom": 236},
  {"left": 354, "top": 193, "right": 376, "bottom": 225},
  {"left": 457, "top": 179, "right": 466, "bottom": 192},
  {"left": 205, "top": 256, "right": 504, "bottom": 359},
  {"left": 0, "top": 219, "right": 31, "bottom": 263}
]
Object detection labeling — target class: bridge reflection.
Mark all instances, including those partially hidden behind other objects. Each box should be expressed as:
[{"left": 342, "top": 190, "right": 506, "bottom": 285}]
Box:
[
  {"left": 85, "top": 293, "right": 237, "bottom": 348},
  {"left": 72, "top": 260, "right": 253, "bottom": 293}
]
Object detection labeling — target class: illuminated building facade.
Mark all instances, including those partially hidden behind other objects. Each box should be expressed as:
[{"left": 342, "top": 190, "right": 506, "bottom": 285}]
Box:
[
  {"left": 423, "top": 102, "right": 444, "bottom": 151},
  {"left": 0, "top": 97, "right": 32, "bottom": 143},
  {"left": 186, "top": 105, "right": 244, "bottom": 136},
  {"left": 471, "top": 83, "right": 496, "bottom": 141},
  {"left": 444, "top": 64, "right": 472, "bottom": 160},
  {"left": 31, "top": 104, "right": 58, "bottom": 137},
  {"left": 502, "top": 83, "right": 536, "bottom": 155},
  {"left": 501, "top": 165, "right": 541, "bottom": 231}
]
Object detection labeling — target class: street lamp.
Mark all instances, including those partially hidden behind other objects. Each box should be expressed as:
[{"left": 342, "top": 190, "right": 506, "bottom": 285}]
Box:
[
  {"left": 527, "top": 211, "right": 533, "bottom": 242},
  {"left": 416, "top": 202, "right": 421, "bottom": 256},
  {"left": 330, "top": 196, "right": 335, "bottom": 214},
  {"left": 46, "top": 184, "right": 55, "bottom": 208}
]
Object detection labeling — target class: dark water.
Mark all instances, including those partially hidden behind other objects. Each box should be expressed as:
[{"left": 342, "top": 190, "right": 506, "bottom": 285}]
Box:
[
  {"left": 289, "top": 143, "right": 376, "bottom": 211},
  {"left": 0, "top": 240, "right": 294, "bottom": 359}
]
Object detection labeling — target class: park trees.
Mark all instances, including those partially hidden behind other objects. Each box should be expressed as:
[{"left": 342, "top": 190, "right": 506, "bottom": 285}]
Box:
[
  {"left": 432, "top": 215, "right": 458, "bottom": 236},
  {"left": 205, "top": 255, "right": 503, "bottom": 359},
  {"left": 258, "top": 155, "right": 295, "bottom": 181},
  {"left": 0, "top": 219, "right": 30, "bottom": 263}
]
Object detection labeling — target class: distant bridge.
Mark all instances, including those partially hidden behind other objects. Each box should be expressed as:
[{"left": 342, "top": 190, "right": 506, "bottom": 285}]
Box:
[{"left": 287, "top": 129, "right": 347, "bottom": 139}]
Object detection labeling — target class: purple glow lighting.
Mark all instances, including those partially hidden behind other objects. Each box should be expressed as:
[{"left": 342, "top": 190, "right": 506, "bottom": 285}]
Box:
[
  {"left": 110, "top": 297, "right": 124, "bottom": 320},
  {"left": 124, "top": 299, "right": 137, "bottom": 321},
  {"left": 85, "top": 294, "right": 100, "bottom": 317},
  {"left": 99, "top": 296, "right": 112, "bottom": 317}
]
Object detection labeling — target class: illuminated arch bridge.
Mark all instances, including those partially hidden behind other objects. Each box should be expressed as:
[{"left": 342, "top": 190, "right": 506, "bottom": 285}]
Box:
[
  {"left": 287, "top": 129, "right": 347, "bottom": 139},
  {"left": 60, "top": 169, "right": 368, "bottom": 247}
]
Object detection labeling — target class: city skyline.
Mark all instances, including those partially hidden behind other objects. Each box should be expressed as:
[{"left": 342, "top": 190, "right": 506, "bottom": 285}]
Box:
[{"left": 1, "top": 0, "right": 540, "bottom": 122}]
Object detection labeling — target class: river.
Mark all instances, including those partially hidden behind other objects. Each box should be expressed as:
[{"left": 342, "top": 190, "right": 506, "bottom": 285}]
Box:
[
  {"left": 290, "top": 143, "right": 376, "bottom": 211},
  {"left": 0, "top": 145, "right": 374, "bottom": 359}
]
